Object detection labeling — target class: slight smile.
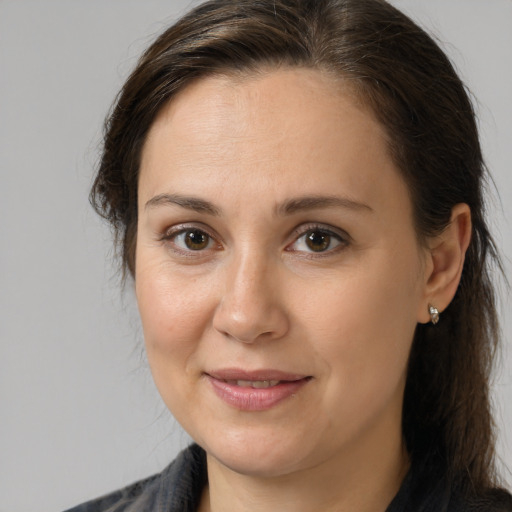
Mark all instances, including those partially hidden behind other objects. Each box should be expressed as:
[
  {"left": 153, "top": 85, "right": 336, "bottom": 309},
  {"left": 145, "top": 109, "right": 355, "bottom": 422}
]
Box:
[{"left": 205, "top": 369, "right": 312, "bottom": 411}]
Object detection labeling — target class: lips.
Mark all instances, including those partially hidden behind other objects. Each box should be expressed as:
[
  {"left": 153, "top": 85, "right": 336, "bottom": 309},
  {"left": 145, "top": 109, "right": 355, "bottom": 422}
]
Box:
[
  {"left": 205, "top": 369, "right": 311, "bottom": 411},
  {"left": 226, "top": 379, "right": 281, "bottom": 388}
]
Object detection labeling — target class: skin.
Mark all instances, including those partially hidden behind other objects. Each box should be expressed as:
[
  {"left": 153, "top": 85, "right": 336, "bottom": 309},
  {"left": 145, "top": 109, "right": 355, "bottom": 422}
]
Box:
[{"left": 135, "top": 68, "right": 471, "bottom": 512}]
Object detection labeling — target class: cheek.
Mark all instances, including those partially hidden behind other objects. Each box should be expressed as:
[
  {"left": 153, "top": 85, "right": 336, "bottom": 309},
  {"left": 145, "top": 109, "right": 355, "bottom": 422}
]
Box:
[
  {"left": 303, "top": 254, "right": 421, "bottom": 404},
  {"left": 305, "top": 253, "right": 419, "bottom": 340},
  {"left": 134, "top": 261, "right": 222, "bottom": 429},
  {"left": 135, "top": 262, "right": 216, "bottom": 370}
]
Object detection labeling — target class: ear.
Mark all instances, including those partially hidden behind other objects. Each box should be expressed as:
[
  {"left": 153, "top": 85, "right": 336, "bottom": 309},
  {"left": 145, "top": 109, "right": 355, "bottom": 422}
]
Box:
[{"left": 417, "top": 203, "right": 472, "bottom": 324}]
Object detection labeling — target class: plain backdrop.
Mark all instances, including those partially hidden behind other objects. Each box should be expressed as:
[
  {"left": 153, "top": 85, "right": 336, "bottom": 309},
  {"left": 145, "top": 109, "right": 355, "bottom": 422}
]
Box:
[{"left": 1, "top": 1, "right": 511, "bottom": 511}]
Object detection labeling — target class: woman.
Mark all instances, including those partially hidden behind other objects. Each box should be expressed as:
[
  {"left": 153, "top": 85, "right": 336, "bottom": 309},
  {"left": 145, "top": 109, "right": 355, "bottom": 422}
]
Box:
[{"left": 67, "top": 0, "right": 512, "bottom": 510}]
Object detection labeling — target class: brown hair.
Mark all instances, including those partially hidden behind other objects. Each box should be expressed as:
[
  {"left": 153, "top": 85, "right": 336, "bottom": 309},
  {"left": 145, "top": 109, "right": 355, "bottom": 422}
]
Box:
[{"left": 91, "top": 0, "right": 507, "bottom": 499}]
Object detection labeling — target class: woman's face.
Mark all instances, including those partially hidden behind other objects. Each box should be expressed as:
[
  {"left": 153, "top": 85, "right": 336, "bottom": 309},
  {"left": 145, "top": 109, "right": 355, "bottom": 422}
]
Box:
[{"left": 136, "top": 68, "right": 430, "bottom": 477}]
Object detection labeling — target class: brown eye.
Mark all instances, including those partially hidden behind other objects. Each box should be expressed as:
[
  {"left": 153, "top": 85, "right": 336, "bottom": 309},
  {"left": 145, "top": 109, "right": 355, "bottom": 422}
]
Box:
[
  {"left": 288, "top": 226, "right": 346, "bottom": 254},
  {"left": 183, "top": 229, "right": 211, "bottom": 250},
  {"left": 305, "top": 230, "right": 331, "bottom": 252},
  {"left": 170, "top": 228, "right": 214, "bottom": 251}
]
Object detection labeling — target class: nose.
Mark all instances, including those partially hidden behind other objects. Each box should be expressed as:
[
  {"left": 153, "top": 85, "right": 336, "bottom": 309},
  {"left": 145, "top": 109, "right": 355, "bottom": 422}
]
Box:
[{"left": 212, "top": 252, "right": 289, "bottom": 343}]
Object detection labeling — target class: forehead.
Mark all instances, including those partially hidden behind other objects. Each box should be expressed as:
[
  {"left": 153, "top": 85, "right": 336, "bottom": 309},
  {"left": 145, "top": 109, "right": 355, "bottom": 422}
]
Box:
[
  {"left": 139, "top": 67, "right": 409, "bottom": 216},
  {"left": 144, "top": 67, "right": 380, "bottom": 155}
]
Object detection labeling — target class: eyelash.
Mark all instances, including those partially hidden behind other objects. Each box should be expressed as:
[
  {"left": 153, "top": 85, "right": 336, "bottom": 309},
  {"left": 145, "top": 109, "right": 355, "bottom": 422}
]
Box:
[
  {"left": 286, "top": 223, "right": 350, "bottom": 257},
  {"left": 160, "top": 224, "right": 220, "bottom": 258},
  {"left": 159, "top": 223, "right": 350, "bottom": 258}
]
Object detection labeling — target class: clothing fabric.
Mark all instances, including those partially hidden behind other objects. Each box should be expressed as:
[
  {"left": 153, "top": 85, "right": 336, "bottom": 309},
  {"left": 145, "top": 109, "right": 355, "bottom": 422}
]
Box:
[{"left": 64, "top": 444, "right": 512, "bottom": 512}]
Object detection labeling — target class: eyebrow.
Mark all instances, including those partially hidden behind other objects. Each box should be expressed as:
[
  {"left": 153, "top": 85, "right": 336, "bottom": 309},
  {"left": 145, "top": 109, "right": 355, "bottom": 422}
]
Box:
[
  {"left": 144, "top": 193, "right": 221, "bottom": 216},
  {"left": 144, "top": 193, "right": 373, "bottom": 216},
  {"left": 276, "top": 195, "right": 374, "bottom": 215}
]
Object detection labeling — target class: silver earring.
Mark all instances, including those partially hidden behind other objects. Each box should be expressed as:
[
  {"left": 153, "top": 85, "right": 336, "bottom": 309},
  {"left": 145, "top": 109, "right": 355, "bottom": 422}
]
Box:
[{"left": 428, "top": 304, "right": 440, "bottom": 325}]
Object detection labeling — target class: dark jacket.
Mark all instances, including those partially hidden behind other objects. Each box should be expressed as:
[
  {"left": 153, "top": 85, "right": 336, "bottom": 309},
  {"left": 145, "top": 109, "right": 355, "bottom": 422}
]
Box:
[{"left": 64, "top": 444, "right": 512, "bottom": 512}]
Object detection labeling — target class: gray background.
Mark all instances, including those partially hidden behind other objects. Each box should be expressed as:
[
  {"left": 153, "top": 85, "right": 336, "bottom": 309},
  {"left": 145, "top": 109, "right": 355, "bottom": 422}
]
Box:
[{"left": 1, "top": 1, "right": 511, "bottom": 511}]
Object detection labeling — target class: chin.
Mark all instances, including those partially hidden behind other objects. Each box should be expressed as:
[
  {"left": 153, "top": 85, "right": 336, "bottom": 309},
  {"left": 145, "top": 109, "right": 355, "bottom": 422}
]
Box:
[
  {"left": 199, "top": 425, "right": 321, "bottom": 478},
  {"left": 209, "top": 449, "right": 302, "bottom": 478}
]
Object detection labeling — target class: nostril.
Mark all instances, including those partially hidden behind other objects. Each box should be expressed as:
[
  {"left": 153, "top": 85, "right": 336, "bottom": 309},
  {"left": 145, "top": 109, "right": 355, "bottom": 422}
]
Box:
[
  {"left": 213, "top": 306, "right": 289, "bottom": 343},
  {"left": 212, "top": 275, "right": 289, "bottom": 342}
]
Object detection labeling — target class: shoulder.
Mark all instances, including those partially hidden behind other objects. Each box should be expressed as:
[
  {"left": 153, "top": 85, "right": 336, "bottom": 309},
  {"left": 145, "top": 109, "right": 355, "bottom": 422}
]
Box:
[
  {"left": 453, "top": 489, "right": 512, "bottom": 512},
  {"left": 431, "top": 482, "right": 512, "bottom": 512},
  {"left": 62, "top": 473, "right": 161, "bottom": 512},
  {"left": 63, "top": 444, "right": 207, "bottom": 512},
  {"left": 388, "top": 457, "right": 512, "bottom": 512}
]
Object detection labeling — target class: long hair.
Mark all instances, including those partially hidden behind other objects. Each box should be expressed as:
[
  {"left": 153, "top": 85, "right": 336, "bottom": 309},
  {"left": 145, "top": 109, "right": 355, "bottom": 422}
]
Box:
[{"left": 90, "top": 0, "right": 505, "bottom": 497}]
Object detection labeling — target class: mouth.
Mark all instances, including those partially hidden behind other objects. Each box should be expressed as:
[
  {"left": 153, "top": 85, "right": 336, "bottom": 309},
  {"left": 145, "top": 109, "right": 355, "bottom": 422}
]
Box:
[
  {"left": 205, "top": 369, "right": 312, "bottom": 411},
  {"left": 224, "top": 379, "right": 282, "bottom": 388}
]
